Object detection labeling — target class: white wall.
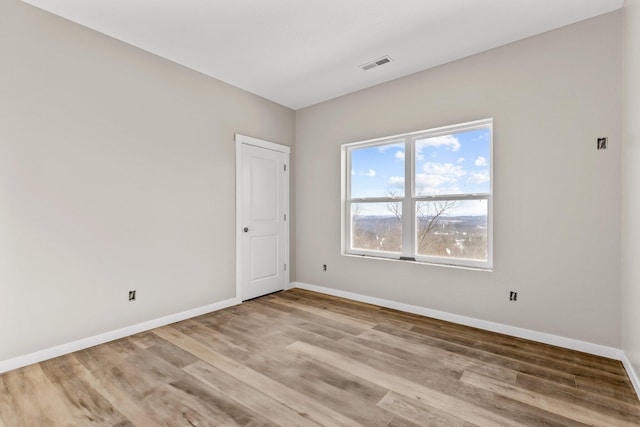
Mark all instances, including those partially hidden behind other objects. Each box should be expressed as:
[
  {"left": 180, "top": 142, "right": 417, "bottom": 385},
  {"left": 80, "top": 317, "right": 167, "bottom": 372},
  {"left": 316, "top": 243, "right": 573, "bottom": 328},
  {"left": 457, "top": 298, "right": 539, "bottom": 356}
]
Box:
[
  {"left": 622, "top": 0, "right": 640, "bottom": 384},
  {"left": 295, "top": 12, "right": 622, "bottom": 347},
  {"left": 0, "top": 0, "right": 294, "bottom": 362}
]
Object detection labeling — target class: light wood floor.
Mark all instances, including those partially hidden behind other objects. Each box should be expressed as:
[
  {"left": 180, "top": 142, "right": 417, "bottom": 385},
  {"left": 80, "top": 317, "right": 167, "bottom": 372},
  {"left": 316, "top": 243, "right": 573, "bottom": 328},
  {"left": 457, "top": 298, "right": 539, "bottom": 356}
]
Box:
[{"left": 1, "top": 289, "right": 639, "bottom": 426}]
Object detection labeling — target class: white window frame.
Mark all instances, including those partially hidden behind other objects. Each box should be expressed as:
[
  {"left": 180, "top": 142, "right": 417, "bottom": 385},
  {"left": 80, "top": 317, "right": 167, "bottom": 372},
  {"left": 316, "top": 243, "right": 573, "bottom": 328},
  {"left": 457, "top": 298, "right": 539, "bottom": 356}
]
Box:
[{"left": 341, "top": 118, "right": 493, "bottom": 270}]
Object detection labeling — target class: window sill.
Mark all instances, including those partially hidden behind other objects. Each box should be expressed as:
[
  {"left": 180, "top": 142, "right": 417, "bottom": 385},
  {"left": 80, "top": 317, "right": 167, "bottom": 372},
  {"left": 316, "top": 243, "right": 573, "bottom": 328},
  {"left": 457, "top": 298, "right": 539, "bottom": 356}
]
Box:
[{"left": 342, "top": 253, "right": 493, "bottom": 272}]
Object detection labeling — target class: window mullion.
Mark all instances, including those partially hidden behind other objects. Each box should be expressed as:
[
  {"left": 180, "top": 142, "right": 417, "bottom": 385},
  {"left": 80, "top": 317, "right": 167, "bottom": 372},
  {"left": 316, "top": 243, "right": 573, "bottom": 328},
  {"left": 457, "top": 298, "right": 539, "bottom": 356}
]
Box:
[
  {"left": 343, "top": 148, "right": 352, "bottom": 253},
  {"left": 345, "top": 201, "right": 352, "bottom": 252},
  {"left": 401, "top": 138, "right": 413, "bottom": 258}
]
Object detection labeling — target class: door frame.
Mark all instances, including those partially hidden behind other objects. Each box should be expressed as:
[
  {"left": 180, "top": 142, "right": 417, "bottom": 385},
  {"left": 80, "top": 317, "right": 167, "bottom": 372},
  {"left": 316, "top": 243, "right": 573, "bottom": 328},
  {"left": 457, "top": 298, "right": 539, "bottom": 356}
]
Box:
[{"left": 235, "top": 134, "right": 290, "bottom": 301}]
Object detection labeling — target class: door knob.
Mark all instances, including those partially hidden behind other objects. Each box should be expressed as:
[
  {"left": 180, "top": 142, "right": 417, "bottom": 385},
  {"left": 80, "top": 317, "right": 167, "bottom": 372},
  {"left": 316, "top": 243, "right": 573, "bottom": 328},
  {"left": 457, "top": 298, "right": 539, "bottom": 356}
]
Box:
[{"left": 243, "top": 227, "right": 249, "bottom": 232}]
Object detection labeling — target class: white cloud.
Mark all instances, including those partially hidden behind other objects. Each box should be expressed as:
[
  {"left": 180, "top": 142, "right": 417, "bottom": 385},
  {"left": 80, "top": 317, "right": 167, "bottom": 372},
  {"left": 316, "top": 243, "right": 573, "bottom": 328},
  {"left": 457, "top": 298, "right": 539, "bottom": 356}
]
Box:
[
  {"left": 422, "top": 162, "right": 466, "bottom": 178},
  {"left": 360, "top": 169, "right": 376, "bottom": 177},
  {"left": 475, "top": 156, "right": 487, "bottom": 166},
  {"left": 395, "top": 151, "right": 405, "bottom": 160},
  {"left": 413, "top": 161, "right": 468, "bottom": 195},
  {"left": 377, "top": 142, "right": 404, "bottom": 153},
  {"left": 416, "top": 174, "right": 454, "bottom": 188},
  {"left": 388, "top": 176, "right": 405, "bottom": 188},
  {"left": 415, "top": 175, "right": 461, "bottom": 195},
  {"left": 457, "top": 157, "right": 465, "bottom": 163},
  {"left": 468, "top": 170, "right": 490, "bottom": 184},
  {"left": 351, "top": 170, "right": 355, "bottom": 175},
  {"left": 416, "top": 135, "right": 461, "bottom": 152}
]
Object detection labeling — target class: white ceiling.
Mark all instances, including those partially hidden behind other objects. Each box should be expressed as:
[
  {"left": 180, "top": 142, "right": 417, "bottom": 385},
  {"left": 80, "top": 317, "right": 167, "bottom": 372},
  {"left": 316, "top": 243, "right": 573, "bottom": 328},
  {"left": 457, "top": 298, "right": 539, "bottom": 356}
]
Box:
[{"left": 20, "top": 0, "right": 623, "bottom": 110}]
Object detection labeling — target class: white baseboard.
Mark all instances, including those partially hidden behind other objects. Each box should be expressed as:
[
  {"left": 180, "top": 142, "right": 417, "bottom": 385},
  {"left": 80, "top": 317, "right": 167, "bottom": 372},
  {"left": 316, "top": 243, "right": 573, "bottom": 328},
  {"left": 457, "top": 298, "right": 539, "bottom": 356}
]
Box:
[
  {"left": 0, "top": 297, "right": 240, "bottom": 374},
  {"left": 290, "top": 282, "right": 623, "bottom": 360},
  {"left": 285, "top": 281, "right": 297, "bottom": 290},
  {"left": 622, "top": 352, "right": 640, "bottom": 398}
]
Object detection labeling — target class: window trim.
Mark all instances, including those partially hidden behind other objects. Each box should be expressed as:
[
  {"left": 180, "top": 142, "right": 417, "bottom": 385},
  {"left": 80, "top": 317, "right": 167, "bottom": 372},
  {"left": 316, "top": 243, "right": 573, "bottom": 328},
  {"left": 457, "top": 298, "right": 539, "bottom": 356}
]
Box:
[{"left": 341, "top": 118, "right": 493, "bottom": 270}]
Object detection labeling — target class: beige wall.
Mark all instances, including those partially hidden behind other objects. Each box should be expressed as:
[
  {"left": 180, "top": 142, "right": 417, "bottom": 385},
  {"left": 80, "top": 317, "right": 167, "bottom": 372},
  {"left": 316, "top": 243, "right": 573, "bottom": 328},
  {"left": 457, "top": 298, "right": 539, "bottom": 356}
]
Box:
[
  {"left": 623, "top": 0, "right": 640, "bottom": 379},
  {"left": 295, "top": 12, "right": 622, "bottom": 347},
  {"left": 0, "top": 0, "right": 294, "bottom": 361}
]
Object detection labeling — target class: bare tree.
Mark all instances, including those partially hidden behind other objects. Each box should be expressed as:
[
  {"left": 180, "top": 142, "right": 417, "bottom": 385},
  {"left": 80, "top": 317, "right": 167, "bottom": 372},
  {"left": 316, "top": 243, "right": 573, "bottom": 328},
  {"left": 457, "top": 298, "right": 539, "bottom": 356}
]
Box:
[
  {"left": 350, "top": 191, "right": 463, "bottom": 255},
  {"left": 385, "top": 190, "right": 402, "bottom": 225},
  {"left": 416, "top": 200, "right": 458, "bottom": 253},
  {"left": 384, "top": 190, "right": 458, "bottom": 254},
  {"left": 351, "top": 203, "right": 363, "bottom": 219}
]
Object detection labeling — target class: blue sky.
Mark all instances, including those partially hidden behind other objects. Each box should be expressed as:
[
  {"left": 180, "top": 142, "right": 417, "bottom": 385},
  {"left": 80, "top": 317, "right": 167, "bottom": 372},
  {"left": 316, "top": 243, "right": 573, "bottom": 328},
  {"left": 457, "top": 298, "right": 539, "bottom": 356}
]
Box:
[{"left": 350, "top": 128, "right": 490, "bottom": 215}]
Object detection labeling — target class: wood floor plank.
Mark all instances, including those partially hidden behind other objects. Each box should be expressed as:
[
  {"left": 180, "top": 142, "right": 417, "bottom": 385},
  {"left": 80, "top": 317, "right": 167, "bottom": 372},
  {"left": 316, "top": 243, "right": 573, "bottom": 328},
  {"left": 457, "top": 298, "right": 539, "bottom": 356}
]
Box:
[
  {"left": 373, "top": 302, "right": 625, "bottom": 382},
  {"left": 167, "top": 380, "right": 275, "bottom": 427},
  {"left": 179, "top": 318, "right": 255, "bottom": 355},
  {"left": 184, "top": 360, "right": 330, "bottom": 427},
  {"left": 377, "top": 391, "right": 469, "bottom": 427},
  {"left": 133, "top": 332, "right": 200, "bottom": 369},
  {"left": 123, "top": 338, "right": 277, "bottom": 426},
  {"left": 326, "top": 335, "right": 590, "bottom": 427},
  {"left": 410, "top": 322, "right": 628, "bottom": 382},
  {"left": 385, "top": 415, "right": 425, "bottom": 427},
  {"left": 288, "top": 340, "right": 526, "bottom": 427},
  {"left": 177, "top": 314, "right": 395, "bottom": 425},
  {"left": 153, "top": 325, "right": 363, "bottom": 427},
  {"left": 575, "top": 369, "right": 637, "bottom": 394},
  {"left": 355, "top": 328, "right": 519, "bottom": 384},
  {"left": 461, "top": 370, "right": 639, "bottom": 427},
  {"left": 260, "top": 298, "right": 375, "bottom": 335},
  {"left": 279, "top": 289, "right": 387, "bottom": 319},
  {"left": 267, "top": 295, "right": 379, "bottom": 329},
  {"left": 72, "top": 346, "right": 170, "bottom": 426},
  {"left": 143, "top": 382, "right": 249, "bottom": 427},
  {"left": 243, "top": 349, "right": 393, "bottom": 425},
  {"left": 420, "top": 318, "right": 623, "bottom": 375},
  {"left": 286, "top": 288, "right": 384, "bottom": 312},
  {"left": 0, "top": 375, "right": 24, "bottom": 427},
  {"left": 373, "top": 322, "right": 580, "bottom": 388},
  {"left": 515, "top": 371, "right": 640, "bottom": 419},
  {"left": 126, "top": 330, "right": 160, "bottom": 349},
  {"left": 576, "top": 374, "right": 640, "bottom": 404},
  {"left": 39, "top": 355, "right": 133, "bottom": 426},
  {"left": 2, "top": 363, "right": 77, "bottom": 426},
  {"left": 238, "top": 349, "right": 393, "bottom": 425},
  {"left": 280, "top": 290, "right": 416, "bottom": 331}
]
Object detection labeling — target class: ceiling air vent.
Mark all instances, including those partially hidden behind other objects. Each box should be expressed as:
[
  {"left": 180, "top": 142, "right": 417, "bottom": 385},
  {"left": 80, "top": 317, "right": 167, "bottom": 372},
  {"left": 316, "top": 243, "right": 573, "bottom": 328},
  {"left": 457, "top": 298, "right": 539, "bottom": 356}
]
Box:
[{"left": 360, "top": 55, "right": 393, "bottom": 71}]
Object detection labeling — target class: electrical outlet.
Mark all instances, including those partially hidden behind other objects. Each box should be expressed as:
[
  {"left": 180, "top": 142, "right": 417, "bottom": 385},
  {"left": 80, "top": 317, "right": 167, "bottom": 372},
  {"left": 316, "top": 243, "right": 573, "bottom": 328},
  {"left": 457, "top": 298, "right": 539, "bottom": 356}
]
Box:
[
  {"left": 323, "top": 264, "right": 327, "bottom": 271},
  {"left": 597, "top": 137, "right": 607, "bottom": 150},
  {"left": 128, "top": 290, "right": 136, "bottom": 301},
  {"left": 509, "top": 291, "right": 517, "bottom": 301}
]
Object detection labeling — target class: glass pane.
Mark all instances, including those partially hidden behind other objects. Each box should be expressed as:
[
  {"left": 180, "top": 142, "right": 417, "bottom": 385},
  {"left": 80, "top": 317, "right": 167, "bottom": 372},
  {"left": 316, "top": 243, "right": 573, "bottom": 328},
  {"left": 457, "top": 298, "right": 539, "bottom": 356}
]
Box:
[
  {"left": 415, "top": 127, "right": 490, "bottom": 196},
  {"left": 351, "top": 203, "right": 402, "bottom": 253},
  {"left": 351, "top": 142, "right": 405, "bottom": 198},
  {"left": 416, "top": 200, "right": 487, "bottom": 260}
]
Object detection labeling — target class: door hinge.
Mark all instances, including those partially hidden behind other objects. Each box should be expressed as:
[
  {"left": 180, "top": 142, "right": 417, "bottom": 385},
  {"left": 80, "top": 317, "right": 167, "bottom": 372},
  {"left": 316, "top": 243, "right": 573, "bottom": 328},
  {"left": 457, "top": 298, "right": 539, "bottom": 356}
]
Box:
[
  {"left": 284, "top": 164, "right": 287, "bottom": 172},
  {"left": 284, "top": 264, "right": 287, "bottom": 271},
  {"left": 284, "top": 213, "right": 287, "bottom": 221}
]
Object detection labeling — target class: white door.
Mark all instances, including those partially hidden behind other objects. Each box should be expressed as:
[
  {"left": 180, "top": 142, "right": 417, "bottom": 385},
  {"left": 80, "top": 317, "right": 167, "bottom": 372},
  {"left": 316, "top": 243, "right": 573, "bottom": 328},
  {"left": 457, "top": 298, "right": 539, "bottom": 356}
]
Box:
[{"left": 236, "top": 135, "right": 289, "bottom": 301}]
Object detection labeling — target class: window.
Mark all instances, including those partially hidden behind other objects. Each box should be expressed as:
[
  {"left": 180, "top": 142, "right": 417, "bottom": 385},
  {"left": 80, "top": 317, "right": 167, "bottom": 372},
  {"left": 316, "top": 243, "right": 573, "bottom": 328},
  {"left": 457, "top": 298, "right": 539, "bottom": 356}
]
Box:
[{"left": 342, "top": 119, "right": 492, "bottom": 269}]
